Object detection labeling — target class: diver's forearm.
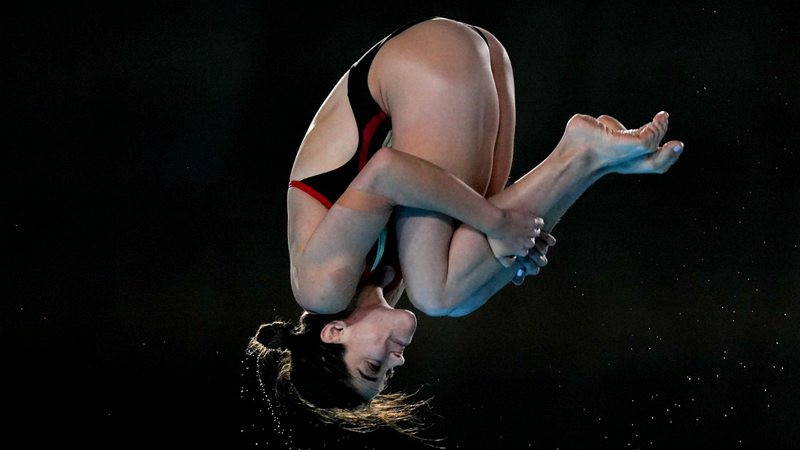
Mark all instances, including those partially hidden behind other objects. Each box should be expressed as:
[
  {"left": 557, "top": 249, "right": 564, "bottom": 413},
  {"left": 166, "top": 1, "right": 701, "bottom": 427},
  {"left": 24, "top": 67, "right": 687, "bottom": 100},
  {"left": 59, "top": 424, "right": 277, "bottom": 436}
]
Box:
[
  {"left": 350, "top": 147, "right": 504, "bottom": 235},
  {"left": 444, "top": 142, "right": 607, "bottom": 316}
]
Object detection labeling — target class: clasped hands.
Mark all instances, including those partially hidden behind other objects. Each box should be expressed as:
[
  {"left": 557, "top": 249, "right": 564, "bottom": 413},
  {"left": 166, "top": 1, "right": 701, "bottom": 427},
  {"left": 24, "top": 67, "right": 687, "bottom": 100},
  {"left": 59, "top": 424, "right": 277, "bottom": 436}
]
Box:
[
  {"left": 487, "top": 210, "right": 555, "bottom": 286},
  {"left": 485, "top": 110, "right": 684, "bottom": 285}
]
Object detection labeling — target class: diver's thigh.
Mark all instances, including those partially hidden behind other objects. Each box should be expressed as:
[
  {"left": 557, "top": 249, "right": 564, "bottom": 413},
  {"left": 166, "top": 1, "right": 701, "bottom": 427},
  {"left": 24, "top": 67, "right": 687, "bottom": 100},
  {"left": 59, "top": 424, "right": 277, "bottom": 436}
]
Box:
[
  {"left": 389, "top": 82, "right": 498, "bottom": 193},
  {"left": 376, "top": 24, "right": 499, "bottom": 192}
]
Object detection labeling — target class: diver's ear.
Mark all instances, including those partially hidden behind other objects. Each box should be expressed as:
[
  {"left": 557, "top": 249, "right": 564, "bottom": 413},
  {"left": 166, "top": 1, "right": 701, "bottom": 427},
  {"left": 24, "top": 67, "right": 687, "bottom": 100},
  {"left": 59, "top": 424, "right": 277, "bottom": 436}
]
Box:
[{"left": 320, "top": 320, "right": 347, "bottom": 344}]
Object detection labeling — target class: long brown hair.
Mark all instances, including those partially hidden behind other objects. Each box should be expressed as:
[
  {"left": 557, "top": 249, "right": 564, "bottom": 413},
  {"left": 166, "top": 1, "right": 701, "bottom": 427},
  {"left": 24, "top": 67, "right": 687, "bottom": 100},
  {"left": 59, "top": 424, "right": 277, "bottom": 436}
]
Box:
[{"left": 248, "top": 311, "right": 432, "bottom": 437}]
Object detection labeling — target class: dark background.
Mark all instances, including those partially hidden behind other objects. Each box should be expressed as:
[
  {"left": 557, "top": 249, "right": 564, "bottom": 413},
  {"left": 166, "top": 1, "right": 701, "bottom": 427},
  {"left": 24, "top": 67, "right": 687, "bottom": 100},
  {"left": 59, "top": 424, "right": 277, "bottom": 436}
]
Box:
[{"left": 4, "top": 1, "right": 798, "bottom": 448}]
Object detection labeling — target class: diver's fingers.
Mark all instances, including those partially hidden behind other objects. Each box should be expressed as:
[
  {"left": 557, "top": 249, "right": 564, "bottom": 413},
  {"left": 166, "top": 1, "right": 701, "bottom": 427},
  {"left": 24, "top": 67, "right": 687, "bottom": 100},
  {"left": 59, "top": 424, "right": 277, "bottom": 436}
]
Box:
[
  {"left": 539, "top": 231, "right": 556, "bottom": 247},
  {"left": 511, "top": 257, "right": 540, "bottom": 285},
  {"left": 527, "top": 245, "right": 548, "bottom": 267}
]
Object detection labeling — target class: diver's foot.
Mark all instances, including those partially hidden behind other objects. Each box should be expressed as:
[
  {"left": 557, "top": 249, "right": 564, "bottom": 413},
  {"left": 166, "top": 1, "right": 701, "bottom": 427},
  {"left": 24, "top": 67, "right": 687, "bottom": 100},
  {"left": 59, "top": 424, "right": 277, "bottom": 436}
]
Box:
[{"left": 560, "top": 111, "right": 684, "bottom": 174}]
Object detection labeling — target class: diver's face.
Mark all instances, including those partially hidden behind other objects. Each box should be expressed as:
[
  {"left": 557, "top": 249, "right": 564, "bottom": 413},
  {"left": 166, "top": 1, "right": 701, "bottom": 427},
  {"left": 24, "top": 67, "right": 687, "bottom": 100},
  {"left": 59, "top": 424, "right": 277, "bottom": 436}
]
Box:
[{"left": 321, "top": 299, "right": 417, "bottom": 400}]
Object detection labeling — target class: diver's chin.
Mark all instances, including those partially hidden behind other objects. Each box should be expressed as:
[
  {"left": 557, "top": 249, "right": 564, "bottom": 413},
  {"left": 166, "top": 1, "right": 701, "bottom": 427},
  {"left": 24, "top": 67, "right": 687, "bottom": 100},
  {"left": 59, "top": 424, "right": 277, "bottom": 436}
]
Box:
[{"left": 395, "top": 309, "right": 417, "bottom": 344}]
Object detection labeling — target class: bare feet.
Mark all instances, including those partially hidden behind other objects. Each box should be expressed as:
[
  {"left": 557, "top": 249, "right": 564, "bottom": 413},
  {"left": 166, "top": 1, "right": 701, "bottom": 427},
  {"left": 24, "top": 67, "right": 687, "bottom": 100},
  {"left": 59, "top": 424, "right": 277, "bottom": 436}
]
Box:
[{"left": 561, "top": 111, "right": 685, "bottom": 174}]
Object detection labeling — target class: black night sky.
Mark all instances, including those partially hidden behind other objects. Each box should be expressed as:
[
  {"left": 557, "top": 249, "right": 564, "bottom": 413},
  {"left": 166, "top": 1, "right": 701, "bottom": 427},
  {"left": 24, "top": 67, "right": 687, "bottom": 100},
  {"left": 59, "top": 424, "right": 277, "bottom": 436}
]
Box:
[{"left": 4, "top": 1, "right": 798, "bottom": 449}]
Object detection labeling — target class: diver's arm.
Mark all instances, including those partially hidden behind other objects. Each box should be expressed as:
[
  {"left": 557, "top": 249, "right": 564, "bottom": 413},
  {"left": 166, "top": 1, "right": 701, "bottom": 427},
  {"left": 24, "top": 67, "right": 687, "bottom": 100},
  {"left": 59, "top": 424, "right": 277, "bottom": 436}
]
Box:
[
  {"left": 290, "top": 147, "right": 534, "bottom": 314},
  {"left": 403, "top": 112, "right": 683, "bottom": 317},
  {"left": 345, "top": 147, "right": 538, "bottom": 256},
  {"left": 400, "top": 142, "right": 605, "bottom": 317}
]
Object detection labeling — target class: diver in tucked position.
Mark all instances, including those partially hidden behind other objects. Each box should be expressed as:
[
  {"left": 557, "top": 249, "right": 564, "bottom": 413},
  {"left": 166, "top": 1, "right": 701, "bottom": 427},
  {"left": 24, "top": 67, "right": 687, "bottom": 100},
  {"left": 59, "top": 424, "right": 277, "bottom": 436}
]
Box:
[{"left": 250, "top": 16, "right": 684, "bottom": 433}]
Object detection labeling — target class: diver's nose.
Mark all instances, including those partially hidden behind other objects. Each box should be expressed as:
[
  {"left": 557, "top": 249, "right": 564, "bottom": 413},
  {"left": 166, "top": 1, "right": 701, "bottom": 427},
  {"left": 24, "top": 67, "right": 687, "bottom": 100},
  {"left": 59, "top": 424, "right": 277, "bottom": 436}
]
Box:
[{"left": 388, "top": 349, "right": 405, "bottom": 367}]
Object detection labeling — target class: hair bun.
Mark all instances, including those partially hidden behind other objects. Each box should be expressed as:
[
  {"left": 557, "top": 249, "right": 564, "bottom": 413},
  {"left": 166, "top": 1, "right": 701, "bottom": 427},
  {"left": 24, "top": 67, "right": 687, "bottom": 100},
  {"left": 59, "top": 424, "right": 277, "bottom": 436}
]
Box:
[{"left": 254, "top": 321, "right": 295, "bottom": 352}]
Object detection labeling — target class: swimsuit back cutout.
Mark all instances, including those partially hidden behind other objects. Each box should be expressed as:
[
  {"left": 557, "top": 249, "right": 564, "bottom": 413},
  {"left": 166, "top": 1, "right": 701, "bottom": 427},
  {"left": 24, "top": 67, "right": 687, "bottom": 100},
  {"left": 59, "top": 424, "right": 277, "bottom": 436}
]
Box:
[
  {"left": 289, "top": 17, "right": 489, "bottom": 289},
  {"left": 289, "top": 16, "right": 488, "bottom": 206},
  {"left": 289, "top": 16, "right": 433, "bottom": 206}
]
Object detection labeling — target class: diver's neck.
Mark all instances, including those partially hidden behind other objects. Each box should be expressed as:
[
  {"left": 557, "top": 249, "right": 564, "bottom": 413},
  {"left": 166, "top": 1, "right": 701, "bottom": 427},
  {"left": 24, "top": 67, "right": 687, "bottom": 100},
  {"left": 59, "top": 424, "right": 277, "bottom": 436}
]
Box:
[
  {"left": 357, "top": 284, "right": 389, "bottom": 308},
  {"left": 346, "top": 285, "right": 390, "bottom": 322}
]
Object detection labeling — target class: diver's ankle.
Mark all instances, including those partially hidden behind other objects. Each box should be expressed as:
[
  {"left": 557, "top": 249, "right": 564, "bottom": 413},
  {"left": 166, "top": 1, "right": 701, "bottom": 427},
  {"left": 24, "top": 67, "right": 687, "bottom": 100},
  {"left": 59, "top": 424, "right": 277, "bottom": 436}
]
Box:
[{"left": 553, "top": 140, "right": 610, "bottom": 180}]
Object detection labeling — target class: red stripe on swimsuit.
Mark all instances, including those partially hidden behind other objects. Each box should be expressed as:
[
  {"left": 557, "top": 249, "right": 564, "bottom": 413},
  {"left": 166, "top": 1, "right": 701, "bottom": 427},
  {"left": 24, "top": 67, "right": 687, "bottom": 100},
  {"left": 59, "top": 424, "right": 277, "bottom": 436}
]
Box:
[
  {"left": 287, "top": 17, "right": 438, "bottom": 290},
  {"left": 287, "top": 180, "right": 334, "bottom": 209},
  {"left": 359, "top": 111, "right": 387, "bottom": 170}
]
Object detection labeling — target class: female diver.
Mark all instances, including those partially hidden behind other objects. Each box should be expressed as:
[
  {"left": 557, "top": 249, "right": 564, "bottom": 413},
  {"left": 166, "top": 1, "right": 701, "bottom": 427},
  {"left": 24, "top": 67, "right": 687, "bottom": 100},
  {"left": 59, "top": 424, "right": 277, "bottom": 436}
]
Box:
[{"left": 249, "top": 16, "right": 684, "bottom": 433}]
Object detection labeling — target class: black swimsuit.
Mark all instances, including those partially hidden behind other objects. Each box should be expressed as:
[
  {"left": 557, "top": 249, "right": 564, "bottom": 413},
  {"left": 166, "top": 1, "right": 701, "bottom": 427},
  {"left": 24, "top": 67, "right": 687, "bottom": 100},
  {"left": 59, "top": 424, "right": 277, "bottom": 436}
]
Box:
[{"left": 289, "top": 17, "right": 489, "bottom": 289}]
